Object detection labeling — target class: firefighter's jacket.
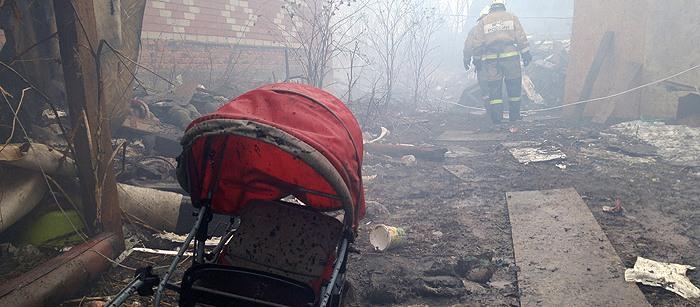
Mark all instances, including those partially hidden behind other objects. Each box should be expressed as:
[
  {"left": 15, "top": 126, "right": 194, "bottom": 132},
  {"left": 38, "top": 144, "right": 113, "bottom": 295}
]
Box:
[
  {"left": 472, "top": 10, "right": 530, "bottom": 61},
  {"left": 463, "top": 25, "right": 480, "bottom": 65}
]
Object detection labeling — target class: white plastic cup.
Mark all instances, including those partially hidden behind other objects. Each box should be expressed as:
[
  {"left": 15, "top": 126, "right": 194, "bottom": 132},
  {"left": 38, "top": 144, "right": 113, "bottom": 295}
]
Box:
[{"left": 370, "top": 224, "right": 407, "bottom": 251}]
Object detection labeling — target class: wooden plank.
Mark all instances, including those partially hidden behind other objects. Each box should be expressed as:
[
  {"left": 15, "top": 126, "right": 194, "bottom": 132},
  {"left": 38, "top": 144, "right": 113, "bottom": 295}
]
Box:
[
  {"left": 54, "top": 0, "right": 122, "bottom": 238},
  {"left": 590, "top": 61, "right": 643, "bottom": 123},
  {"left": 506, "top": 188, "right": 650, "bottom": 307},
  {"left": 568, "top": 31, "right": 615, "bottom": 118},
  {"left": 436, "top": 130, "right": 506, "bottom": 142},
  {"left": 580, "top": 31, "right": 615, "bottom": 101}
]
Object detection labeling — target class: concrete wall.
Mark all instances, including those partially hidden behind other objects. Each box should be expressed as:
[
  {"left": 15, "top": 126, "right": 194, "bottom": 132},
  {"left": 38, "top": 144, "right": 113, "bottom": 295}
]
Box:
[
  {"left": 138, "top": 0, "right": 302, "bottom": 93},
  {"left": 565, "top": 0, "right": 700, "bottom": 120}
]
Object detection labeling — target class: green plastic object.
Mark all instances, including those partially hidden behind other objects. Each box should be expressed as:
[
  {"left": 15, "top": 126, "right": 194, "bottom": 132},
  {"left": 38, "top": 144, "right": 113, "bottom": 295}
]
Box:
[{"left": 18, "top": 210, "right": 86, "bottom": 248}]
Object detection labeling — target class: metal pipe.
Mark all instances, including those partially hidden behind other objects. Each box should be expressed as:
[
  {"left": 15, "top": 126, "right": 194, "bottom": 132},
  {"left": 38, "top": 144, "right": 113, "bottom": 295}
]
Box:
[{"left": 0, "top": 233, "right": 120, "bottom": 307}]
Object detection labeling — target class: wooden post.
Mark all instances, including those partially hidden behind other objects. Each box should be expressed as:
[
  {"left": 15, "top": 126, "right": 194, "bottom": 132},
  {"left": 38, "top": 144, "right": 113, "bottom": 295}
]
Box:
[
  {"left": 569, "top": 31, "right": 615, "bottom": 119},
  {"left": 53, "top": 0, "right": 122, "bottom": 240}
]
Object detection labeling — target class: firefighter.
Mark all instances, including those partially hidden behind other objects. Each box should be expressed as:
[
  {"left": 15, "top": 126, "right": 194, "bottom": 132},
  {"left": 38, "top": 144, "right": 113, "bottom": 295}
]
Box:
[
  {"left": 472, "top": 0, "right": 532, "bottom": 124},
  {"left": 463, "top": 6, "right": 492, "bottom": 109}
]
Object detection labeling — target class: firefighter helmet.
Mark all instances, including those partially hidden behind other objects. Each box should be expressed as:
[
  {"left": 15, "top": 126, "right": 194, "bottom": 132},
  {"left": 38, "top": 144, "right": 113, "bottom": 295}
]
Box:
[
  {"left": 479, "top": 6, "right": 490, "bottom": 20},
  {"left": 491, "top": 0, "right": 506, "bottom": 10}
]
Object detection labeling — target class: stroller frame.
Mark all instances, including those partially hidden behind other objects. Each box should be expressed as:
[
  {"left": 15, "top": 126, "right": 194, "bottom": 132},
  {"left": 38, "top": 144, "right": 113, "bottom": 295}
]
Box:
[
  {"left": 108, "top": 84, "right": 363, "bottom": 307},
  {"left": 161, "top": 120, "right": 355, "bottom": 306}
]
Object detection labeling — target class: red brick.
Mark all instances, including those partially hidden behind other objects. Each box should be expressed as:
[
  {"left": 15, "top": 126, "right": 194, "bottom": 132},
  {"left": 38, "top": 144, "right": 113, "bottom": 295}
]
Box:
[
  {"left": 197, "top": 7, "right": 224, "bottom": 16},
  {"left": 139, "top": 1, "right": 295, "bottom": 89},
  {"left": 164, "top": 3, "right": 189, "bottom": 12}
]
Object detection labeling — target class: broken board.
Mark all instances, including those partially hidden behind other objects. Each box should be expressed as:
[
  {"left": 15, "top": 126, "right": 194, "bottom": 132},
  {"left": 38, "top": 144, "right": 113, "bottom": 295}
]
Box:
[
  {"left": 506, "top": 188, "right": 650, "bottom": 307},
  {"left": 590, "top": 61, "right": 643, "bottom": 124},
  {"left": 436, "top": 130, "right": 506, "bottom": 142},
  {"left": 507, "top": 147, "right": 566, "bottom": 164},
  {"left": 120, "top": 116, "right": 182, "bottom": 156},
  {"left": 443, "top": 165, "right": 473, "bottom": 181},
  {"left": 502, "top": 141, "right": 567, "bottom": 164}
]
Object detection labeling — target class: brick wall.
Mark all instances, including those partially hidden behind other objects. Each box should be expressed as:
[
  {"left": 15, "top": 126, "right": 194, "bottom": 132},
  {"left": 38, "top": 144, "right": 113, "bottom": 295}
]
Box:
[{"left": 138, "top": 0, "right": 302, "bottom": 93}]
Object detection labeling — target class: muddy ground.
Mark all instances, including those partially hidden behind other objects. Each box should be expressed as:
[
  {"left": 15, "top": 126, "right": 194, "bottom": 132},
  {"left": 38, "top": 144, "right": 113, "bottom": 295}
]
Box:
[
  {"left": 66, "top": 109, "right": 699, "bottom": 306},
  {"left": 345, "top": 110, "right": 699, "bottom": 306}
]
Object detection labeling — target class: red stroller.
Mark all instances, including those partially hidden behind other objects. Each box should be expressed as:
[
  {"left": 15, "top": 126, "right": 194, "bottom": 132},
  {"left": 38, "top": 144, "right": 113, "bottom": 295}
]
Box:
[{"left": 108, "top": 83, "right": 365, "bottom": 307}]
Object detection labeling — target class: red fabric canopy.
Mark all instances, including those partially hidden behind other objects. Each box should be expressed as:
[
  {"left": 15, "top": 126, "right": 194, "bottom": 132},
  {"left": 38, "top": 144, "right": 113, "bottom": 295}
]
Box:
[{"left": 181, "top": 83, "right": 365, "bottom": 226}]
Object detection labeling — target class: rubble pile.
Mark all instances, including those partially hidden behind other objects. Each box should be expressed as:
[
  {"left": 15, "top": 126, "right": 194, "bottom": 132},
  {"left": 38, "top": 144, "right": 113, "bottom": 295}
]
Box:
[
  {"left": 125, "top": 82, "right": 230, "bottom": 156},
  {"left": 525, "top": 39, "right": 569, "bottom": 106},
  {"left": 0, "top": 80, "right": 230, "bottom": 282}
]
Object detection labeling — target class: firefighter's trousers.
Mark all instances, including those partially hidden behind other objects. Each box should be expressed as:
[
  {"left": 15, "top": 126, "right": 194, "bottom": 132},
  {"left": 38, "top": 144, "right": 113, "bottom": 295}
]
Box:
[{"left": 482, "top": 55, "right": 523, "bottom": 124}]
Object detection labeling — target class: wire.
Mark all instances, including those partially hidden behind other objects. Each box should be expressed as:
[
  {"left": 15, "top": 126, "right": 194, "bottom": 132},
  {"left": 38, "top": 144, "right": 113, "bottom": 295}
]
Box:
[
  {"left": 9, "top": 32, "right": 59, "bottom": 65},
  {"left": 102, "top": 41, "right": 175, "bottom": 86},
  {"left": 442, "top": 100, "right": 486, "bottom": 111},
  {"left": 441, "top": 14, "right": 572, "bottom": 20},
  {"left": 0, "top": 62, "right": 50, "bottom": 100},
  {"left": 0, "top": 61, "right": 75, "bottom": 156},
  {"left": 445, "top": 63, "right": 700, "bottom": 114},
  {"left": 100, "top": 40, "right": 165, "bottom": 93},
  {"left": 525, "top": 63, "right": 700, "bottom": 113},
  {"left": 0, "top": 87, "right": 29, "bottom": 154},
  {"left": 97, "top": 40, "right": 151, "bottom": 99}
]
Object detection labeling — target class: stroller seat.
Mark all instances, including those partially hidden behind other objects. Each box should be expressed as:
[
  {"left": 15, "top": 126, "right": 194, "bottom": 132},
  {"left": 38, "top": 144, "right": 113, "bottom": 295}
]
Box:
[
  {"left": 180, "top": 200, "right": 345, "bottom": 306},
  {"left": 222, "top": 200, "right": 344, "bottom": 285}
]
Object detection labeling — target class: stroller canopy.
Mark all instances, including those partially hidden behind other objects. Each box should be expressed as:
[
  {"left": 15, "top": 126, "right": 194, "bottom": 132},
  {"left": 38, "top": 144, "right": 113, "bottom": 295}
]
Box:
[{"left": 179, "top": 83, "right": 365, "bottom": 228}]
